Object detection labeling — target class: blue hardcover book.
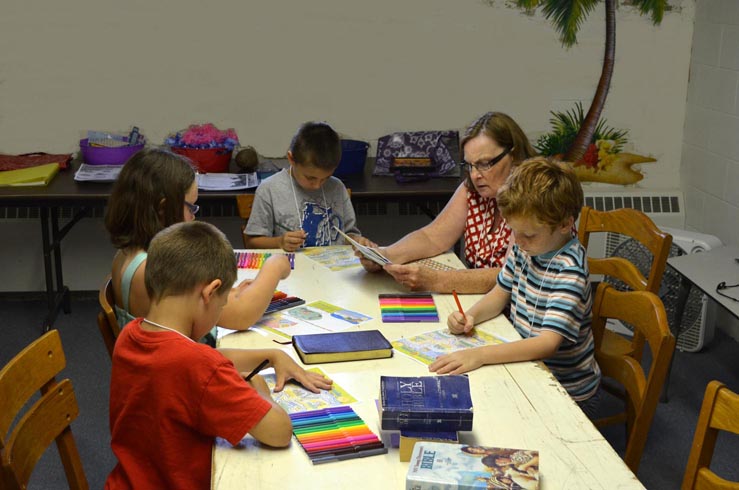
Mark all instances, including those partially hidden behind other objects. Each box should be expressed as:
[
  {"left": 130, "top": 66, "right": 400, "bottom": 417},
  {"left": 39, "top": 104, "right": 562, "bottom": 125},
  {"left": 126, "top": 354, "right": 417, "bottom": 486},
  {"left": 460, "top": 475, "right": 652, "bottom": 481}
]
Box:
[
  {"left": 379, "top": 375, "right": 473, "bottom": 431},
  {"left": 292, "top": 330, "right": 393, "bottom": 364}
]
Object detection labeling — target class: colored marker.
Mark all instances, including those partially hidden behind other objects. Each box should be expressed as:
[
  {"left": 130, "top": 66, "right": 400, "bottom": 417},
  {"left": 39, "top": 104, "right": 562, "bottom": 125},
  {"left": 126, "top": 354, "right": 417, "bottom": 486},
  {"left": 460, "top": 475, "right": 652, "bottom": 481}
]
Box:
[
  {"left": 452, "top": 289, "right": 466, "bottom": 322},
  {"left": 452, "top": 289, "right": 474, "bottom": 336},
  {"left": 311, "top": 446, "right": 388, "bottom": 465}
]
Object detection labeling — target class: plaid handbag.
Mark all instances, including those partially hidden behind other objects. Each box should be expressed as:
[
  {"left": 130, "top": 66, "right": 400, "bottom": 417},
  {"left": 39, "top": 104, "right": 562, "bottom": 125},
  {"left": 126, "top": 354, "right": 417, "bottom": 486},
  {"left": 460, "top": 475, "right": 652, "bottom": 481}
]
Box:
[{"left": 373, "top": 130, "right": 460, "bottom": 180}]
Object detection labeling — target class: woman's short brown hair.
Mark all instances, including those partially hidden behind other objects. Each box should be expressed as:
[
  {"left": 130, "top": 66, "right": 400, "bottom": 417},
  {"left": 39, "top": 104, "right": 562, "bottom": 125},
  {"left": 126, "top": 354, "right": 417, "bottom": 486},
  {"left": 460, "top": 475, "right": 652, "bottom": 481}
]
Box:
[
  {"left": 461, "top": 112, "right": 536, "bottom": 190},
  {"left": 105, "top": 148, "right": 196, "bottom": 250}
]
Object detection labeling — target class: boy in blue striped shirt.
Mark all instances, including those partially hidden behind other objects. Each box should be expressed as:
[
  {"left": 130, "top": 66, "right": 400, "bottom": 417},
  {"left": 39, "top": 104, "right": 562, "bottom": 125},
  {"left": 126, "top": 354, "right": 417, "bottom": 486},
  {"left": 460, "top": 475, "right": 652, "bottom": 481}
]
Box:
[{"left": 430, "top": 157, "right": 601, "bottom": 415}]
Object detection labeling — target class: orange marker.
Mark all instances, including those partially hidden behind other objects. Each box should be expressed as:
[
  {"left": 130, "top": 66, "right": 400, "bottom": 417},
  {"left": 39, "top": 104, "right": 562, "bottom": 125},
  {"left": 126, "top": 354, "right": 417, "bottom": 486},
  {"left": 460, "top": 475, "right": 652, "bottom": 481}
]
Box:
[
  {"left": 452, "top": 289, "right": 466, "bottom": 322},
  {"left": 452, "top": 289, "right": 473, "bottom": 336}
]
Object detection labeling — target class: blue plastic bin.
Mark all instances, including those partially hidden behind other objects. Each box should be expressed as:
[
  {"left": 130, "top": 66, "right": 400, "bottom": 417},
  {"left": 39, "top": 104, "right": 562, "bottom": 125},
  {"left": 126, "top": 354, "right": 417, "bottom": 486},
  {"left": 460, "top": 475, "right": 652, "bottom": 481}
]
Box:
[{"left": 335, "top": 140, "right": 369, "bottom": 177}]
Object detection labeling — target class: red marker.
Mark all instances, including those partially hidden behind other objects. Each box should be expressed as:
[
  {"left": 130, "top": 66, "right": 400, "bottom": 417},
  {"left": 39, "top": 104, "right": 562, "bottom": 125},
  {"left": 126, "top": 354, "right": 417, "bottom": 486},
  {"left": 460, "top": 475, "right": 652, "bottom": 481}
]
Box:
[
  {"left": 452, "top": 289, "right": 474, "bottom": 336},
  {"left": 452, "top": 289, "right": 466, "bottom": 322}
]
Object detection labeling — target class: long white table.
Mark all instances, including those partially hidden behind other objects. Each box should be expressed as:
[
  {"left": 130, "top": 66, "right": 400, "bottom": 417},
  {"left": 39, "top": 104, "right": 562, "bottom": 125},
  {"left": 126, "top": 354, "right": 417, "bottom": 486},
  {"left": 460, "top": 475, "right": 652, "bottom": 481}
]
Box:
[{"left": 212, "top": 249, "right": 644, "bottom": 489}]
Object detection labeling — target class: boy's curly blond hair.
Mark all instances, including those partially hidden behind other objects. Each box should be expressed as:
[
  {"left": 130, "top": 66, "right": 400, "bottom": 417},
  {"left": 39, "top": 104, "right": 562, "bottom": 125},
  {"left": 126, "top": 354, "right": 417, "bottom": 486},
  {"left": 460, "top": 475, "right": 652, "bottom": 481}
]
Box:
[{"left": 497, "top": 156, "right": 583, "bottom": 227}]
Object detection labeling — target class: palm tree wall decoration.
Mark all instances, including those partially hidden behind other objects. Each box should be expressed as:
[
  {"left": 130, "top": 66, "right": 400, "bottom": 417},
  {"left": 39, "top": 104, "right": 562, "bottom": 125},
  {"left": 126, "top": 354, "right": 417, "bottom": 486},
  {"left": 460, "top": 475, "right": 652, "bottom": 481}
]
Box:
[{"left": 514, "top": 0, "right": 668, "bottom": 163}]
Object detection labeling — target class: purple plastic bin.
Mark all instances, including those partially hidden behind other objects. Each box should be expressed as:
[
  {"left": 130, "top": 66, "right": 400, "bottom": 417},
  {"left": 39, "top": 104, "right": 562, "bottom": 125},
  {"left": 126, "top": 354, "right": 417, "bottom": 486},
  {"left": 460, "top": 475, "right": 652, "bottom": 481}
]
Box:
[{"left": 79, "top": 138, "right": 145, "bottom": 166}]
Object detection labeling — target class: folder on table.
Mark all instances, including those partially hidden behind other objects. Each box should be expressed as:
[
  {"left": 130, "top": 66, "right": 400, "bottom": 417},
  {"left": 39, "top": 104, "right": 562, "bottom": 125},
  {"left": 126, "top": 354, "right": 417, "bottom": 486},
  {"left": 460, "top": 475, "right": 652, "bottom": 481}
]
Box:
[{"left": 0, "top": 163, "right": 60, "bottom": 187}]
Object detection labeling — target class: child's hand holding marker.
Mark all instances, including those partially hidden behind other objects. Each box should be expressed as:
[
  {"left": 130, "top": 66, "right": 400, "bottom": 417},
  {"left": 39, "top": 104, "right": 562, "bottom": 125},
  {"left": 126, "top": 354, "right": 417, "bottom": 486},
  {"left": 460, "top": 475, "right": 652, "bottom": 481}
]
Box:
[
  {"left": 280, "top": 229, "right": 307, "bottom": 252},
  {"left": 448, "top": 309, "right": 476, "bottom": 336},
  {"left": 450, "top": 290, "right": 475, "bottom": 336}
]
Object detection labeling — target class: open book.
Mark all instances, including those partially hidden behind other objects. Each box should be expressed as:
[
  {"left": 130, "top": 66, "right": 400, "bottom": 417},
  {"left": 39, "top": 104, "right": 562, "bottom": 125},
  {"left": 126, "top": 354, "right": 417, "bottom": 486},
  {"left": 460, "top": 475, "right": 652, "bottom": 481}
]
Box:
[{"left": 332, "top": 226, "right": 390, "bottom": 267}]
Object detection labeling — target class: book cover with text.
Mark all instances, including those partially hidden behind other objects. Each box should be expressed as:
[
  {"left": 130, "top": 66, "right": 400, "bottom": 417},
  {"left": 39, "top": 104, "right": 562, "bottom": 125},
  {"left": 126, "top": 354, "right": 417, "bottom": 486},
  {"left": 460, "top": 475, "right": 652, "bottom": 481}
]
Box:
[
  {"left": 406, "top": 442, "right": 539, "bottom": 490},
  {"left": 379, "top": 375, "right": 473, "bottom": 431}
]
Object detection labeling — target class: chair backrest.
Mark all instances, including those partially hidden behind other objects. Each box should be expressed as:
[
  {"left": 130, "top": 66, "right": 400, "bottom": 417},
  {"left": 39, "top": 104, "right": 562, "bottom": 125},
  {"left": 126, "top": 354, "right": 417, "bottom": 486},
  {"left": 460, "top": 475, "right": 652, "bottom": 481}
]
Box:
[
  {"left": 97, "top": 276, "right": 121, "bottom": 358},
  {"left": 0, "top": 330, "right": 88, "bottom": 489},
  {"left": 591, "top": 284, "right": 676, "bottom": 474},
  {"left": 236, "top": 194, "right": 255, "bottom": 221},
  {"left": 682, "top": 380, "right": 739, "bottom": 490},
  {"left": 236, "top": 194, "right": 256, "bottom": 248},
  {"left": 578, "top": 206, "right": 673, "bottom": 294}
]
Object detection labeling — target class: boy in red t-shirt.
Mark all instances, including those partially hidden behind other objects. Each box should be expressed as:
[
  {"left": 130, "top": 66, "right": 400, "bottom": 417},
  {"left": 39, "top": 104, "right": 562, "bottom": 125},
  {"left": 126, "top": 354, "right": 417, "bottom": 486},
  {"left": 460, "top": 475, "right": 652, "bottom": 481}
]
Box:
[{"left": 106, "top": 221, "right": 293, "bottom": 490}]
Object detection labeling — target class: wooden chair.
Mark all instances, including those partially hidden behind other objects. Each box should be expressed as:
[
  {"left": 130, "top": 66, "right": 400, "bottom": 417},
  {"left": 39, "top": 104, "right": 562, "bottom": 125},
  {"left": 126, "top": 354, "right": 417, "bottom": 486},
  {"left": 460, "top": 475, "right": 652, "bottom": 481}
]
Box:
[
  {"left": 97, "top": 276, "right": 121, "bottom": 359},
  {"left": 578, "top": 206, "right": 673, "bottom": 360},
  {"left": 591, "top": 283, "right": 676, "bottom": 474},
  {"left": 236, "top": 194, "right": 255, "bottom": 248},
  {"left": 681, "top": 381, "right": 739, "bottom": 490},
  {"left": 0, "top": 330, "right": 88, "bottom": 489}
]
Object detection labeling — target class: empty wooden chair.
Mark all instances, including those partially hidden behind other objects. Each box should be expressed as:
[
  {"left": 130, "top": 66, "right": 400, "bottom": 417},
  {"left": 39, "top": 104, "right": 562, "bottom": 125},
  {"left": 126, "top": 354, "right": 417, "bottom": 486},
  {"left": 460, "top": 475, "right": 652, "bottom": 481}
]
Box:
[
  {"left": 0, "top": 330, "right": 88, "bottom": 489},
  {"left": 97, "top": 276, "right": 121, "bottom": 358},
  {"left": 578, "top": 206, "right": 673, "bottom": 360},
  {"left": 236, "top": 194, "right": 255, "bottom": 248},
  {"left": 681, "top": 381, "right": 739, "bottom": 490},
  {"left": 591, "top": 283, "right": 676, "bottom": 474}
]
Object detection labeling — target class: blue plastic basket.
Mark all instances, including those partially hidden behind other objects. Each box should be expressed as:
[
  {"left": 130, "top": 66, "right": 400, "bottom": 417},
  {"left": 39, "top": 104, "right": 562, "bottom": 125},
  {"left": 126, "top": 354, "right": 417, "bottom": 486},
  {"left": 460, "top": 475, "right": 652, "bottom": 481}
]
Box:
[{"left": 335, "top": 140, "right": 369, "bottom": 177}]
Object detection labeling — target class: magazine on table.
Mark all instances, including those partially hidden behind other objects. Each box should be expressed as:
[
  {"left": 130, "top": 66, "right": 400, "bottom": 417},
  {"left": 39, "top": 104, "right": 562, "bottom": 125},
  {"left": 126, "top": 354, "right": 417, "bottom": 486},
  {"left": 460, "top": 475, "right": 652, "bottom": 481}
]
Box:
[
  {"left": 197, "top": 172, "right": 258, "bottom": 191},
  {"left": 332, "top": 226, "right": 390, "bottom": 266},
  {"left": 73, "top": 164, "right": 122, "bottom": 182}
]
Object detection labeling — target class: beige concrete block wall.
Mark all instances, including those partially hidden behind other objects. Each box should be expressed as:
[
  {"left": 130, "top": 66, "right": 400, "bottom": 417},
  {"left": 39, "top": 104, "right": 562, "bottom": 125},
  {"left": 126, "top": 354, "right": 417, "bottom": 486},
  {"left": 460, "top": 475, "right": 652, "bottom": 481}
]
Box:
[
  {"left": 1, "top": 0, "right": 693, "bottom": 190},
  {"left": 682, "top": 0, "right": 739, "bottom": 340}
]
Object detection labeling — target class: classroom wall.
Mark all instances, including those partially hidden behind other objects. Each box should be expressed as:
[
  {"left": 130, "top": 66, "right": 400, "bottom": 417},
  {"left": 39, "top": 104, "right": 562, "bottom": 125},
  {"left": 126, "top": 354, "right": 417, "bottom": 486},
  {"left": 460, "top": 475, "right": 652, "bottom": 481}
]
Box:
[
  {"left": 1, "top": 0, "right": 693, "bottom": 187},
  {"left": 682, "top": 0, "right": 739, "bottom": 247},
  {"left": 681, "top": 0, "right": 739, "bottom": 340},
  {"left": 1, "top": 0, "right": 696, "bottom": 293}
]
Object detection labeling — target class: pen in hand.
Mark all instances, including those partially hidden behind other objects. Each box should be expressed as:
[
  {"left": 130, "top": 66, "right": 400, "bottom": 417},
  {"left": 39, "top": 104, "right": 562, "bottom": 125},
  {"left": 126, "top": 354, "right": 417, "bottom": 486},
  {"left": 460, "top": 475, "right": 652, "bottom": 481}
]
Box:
[
  {"left": 244, "top": 359, "right": 270, "bottom": 382},
  {"left": 276, "top": 222, "right": 301, "bottom": 232}
]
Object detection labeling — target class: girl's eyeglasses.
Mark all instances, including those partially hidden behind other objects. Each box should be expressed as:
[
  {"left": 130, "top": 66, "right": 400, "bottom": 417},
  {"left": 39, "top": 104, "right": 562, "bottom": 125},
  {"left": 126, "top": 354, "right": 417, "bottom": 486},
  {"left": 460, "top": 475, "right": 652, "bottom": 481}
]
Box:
[
  {"left": 184, "top": 200, "right": 200, "bottom": 215},
  {"left": 460, "top": 147, "right": 512, "bottom": 173}
]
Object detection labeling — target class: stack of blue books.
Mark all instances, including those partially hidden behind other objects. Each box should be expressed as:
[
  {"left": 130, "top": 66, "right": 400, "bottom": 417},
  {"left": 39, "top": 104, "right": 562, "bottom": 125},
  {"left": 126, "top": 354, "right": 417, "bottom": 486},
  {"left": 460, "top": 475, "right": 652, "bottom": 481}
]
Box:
[{"left": 378, "top": 375, "right": 472, "bottom": 461}]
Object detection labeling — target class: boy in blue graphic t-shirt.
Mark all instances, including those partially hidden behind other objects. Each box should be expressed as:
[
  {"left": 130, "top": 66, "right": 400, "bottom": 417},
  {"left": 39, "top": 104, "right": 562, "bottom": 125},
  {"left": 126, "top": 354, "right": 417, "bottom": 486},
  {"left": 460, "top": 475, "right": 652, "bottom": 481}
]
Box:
[{"left": 245, "top": 121, "right": 374, "bottom": 251}]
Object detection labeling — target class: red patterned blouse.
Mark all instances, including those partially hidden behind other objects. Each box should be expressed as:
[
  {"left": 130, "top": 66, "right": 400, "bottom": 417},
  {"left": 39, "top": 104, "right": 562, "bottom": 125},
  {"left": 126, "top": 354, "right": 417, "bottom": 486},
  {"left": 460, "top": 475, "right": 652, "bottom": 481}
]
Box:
[{"left": 463, "top": 189, "right": 512, "bottom": 269}]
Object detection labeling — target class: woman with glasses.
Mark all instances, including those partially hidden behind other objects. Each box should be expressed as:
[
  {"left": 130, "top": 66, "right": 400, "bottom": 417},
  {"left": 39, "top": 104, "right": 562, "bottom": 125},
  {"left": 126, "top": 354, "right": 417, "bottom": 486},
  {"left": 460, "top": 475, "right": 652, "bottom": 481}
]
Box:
[{"left": 360, "top": 112, "right": 536, "bottom": 293}]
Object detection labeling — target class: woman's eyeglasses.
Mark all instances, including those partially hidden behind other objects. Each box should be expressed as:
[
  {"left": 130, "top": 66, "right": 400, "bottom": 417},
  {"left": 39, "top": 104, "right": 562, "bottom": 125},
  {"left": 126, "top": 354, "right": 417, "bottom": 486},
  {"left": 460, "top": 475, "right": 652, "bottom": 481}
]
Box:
[
  {"left": 184, "top": 200, "right": 200, "bottom": 215},
  {"left": 460, "top": 147, "right": 512, "bottom": 173}
]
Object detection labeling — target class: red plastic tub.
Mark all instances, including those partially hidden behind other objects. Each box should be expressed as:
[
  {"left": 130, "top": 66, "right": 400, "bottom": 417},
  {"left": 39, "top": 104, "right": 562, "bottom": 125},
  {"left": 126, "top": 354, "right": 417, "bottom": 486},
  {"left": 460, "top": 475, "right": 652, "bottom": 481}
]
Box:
[{"left": 171, "top": 147, "right": 232, "bottom": 173}]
